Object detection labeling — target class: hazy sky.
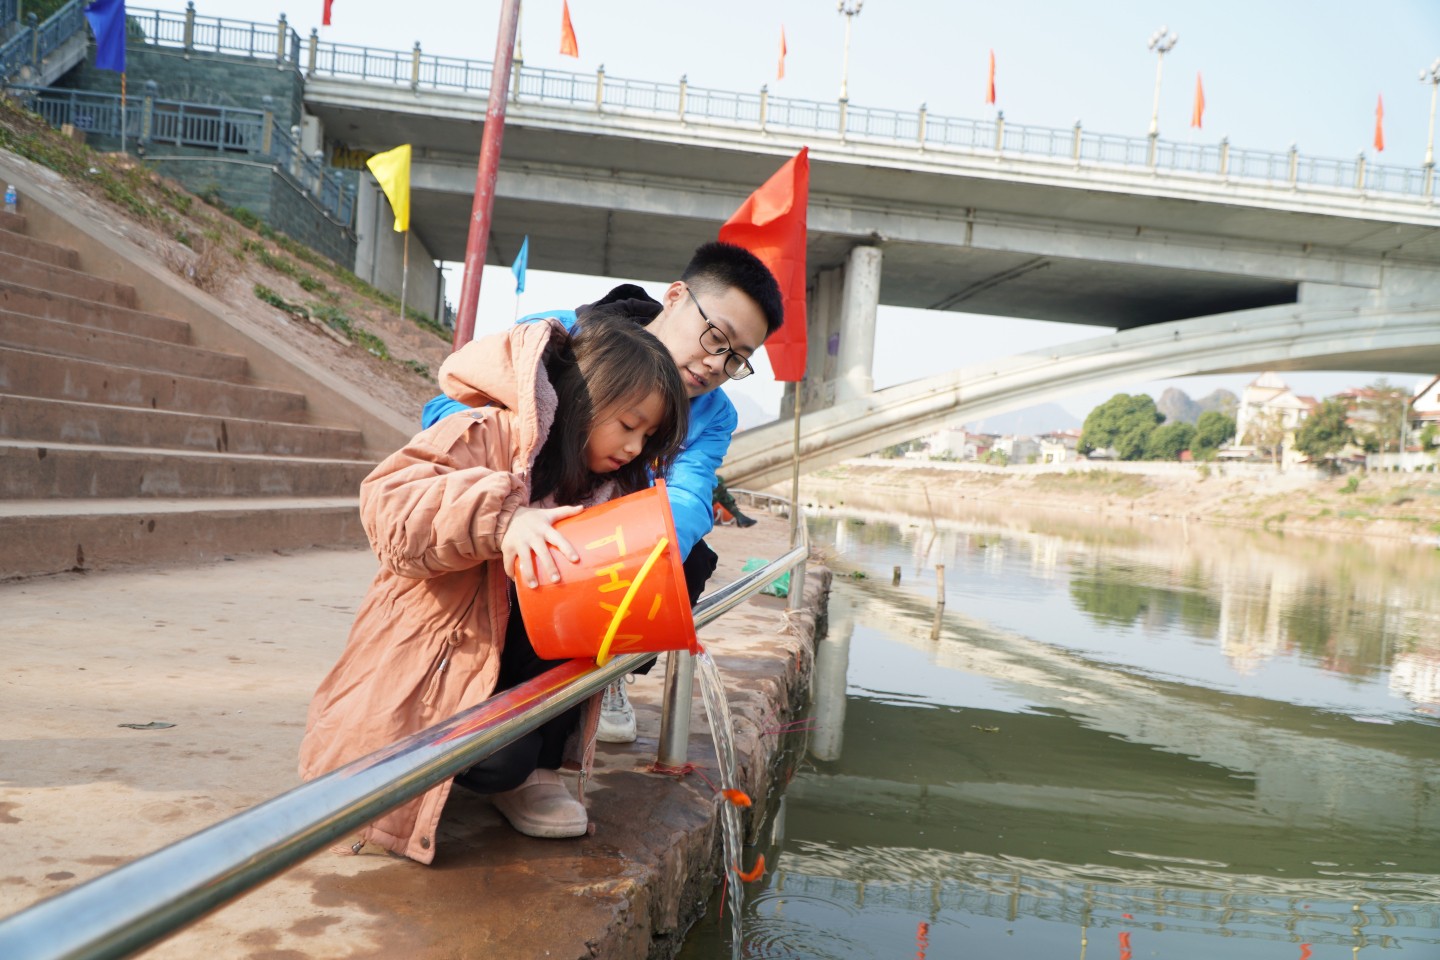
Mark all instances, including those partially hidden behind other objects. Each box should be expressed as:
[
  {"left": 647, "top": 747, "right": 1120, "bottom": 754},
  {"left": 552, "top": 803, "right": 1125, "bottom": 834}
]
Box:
[{"left": 146, "top": 0, "right": 1440, "bottom": 423}]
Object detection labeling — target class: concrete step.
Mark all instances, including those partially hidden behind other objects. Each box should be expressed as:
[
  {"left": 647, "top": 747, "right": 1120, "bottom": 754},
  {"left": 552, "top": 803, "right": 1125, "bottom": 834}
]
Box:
[
  {"left": 0, "top": 249, "right": 137, "bottom": 307},
  {"left": 0, "top": 309, "right": 250, "bottom": 381},
  {"left": 0, "top": 210, "right": 24, "bottom": 234},
  {"left": 0, "top": 497, "right": 366, "bottom": 578},
  {"left": 0, "top": 394, "right": 367, "bottom": 458},
  {"left": 0, "top": 440, "right": 375, "bottom": 500},
  {"left": 0, "top": 278, "right": 189, "bottom": 343},
  {"left": 0, "top": 346, "right": 310, "bottom": 421},
  {"left": 0, "top": 225, "right": 79, "bottom": 269}
]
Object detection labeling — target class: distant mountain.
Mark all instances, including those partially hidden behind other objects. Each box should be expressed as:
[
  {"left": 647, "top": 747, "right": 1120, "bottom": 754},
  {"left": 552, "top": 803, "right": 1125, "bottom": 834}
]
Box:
[
  {"left": 964, "top": 403, "right": 1080, "bottom": 436},
  {"left": 1157, "top": 387, "right": 1238, "bottom": 424}
]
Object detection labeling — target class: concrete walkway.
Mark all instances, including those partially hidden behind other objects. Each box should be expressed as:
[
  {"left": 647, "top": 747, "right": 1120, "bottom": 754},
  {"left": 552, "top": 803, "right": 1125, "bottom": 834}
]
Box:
[{"left": 0, "top": 512, "right": 826, "bottom": 959}]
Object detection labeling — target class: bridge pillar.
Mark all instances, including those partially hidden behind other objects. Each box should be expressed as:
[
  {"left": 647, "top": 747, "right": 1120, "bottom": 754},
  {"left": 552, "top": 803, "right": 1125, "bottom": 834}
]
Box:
[
  {"left": 354, "top": 176, "right": 446, "bottom": 323},
  {"left": 835, "top": 244, "right": 882, "bottom": 404}
]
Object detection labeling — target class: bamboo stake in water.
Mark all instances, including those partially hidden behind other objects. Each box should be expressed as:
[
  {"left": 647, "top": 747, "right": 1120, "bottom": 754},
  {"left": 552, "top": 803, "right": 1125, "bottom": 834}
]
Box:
[{"left": 930, "top": 564, "right": 946, "bottom": 639}]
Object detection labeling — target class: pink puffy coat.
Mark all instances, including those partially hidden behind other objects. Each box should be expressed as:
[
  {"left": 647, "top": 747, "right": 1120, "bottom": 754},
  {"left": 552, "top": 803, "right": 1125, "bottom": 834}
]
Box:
[{"left": 299, "top": 320, "right": 608, "bottom": 864}]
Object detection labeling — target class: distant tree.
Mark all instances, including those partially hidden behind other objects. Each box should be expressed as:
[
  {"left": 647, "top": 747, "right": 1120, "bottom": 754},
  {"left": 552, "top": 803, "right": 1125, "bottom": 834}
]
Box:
[
  {"left": 1145, "top": 421, "right": 1196, "bottom": 460},
  {"left": 1421, "top": 422, "right": 1438, "bottom": 455},
  {"left": 1294, "top": 399, "right": 1353, "bottom": 463},
  {"left": 1244, "top": 408, "right": 1287, "bottom": 466},
  {"left": 1080, "top": 393, "right": 1163, "bottom": 461},
  {"left": 984, "top": 448, "right": 1010, "bottom": 466},
  {"left": 1354, "top": 378, "right": 1409, "bottom": 454},
  {"left": 1191, "top": 411, "right": 1237, "bottom": 460}
]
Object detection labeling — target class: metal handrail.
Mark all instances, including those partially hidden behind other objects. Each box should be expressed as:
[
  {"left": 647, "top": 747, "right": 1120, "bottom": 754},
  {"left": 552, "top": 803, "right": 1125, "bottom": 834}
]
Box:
[
  {"left": 9, "top": 83, "right": 357, "bottom": 225},
  {"left": 0, "top": 530, "right": 811, "bottom": 960},
  {"left": 118, "top": 4, "right": 1438, "bottom": 203},
  {"left": 0, "top": 0, "right": 84, "bottom": 84}
]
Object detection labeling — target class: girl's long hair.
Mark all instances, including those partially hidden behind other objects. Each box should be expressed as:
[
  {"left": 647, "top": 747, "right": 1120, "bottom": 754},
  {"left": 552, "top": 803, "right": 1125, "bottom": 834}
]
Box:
[{"left": 530, "top": 312, "right": 688, "bottom": 505}]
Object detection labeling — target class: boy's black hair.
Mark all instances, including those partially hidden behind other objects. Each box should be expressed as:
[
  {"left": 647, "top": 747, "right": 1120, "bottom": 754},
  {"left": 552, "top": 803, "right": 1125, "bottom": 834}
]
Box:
[{"left": 680, "top": 241, "right": 785, "bottom": 337}]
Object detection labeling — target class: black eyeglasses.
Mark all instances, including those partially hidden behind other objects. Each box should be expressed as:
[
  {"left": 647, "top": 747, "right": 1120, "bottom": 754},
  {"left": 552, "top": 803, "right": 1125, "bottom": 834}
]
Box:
[{"left": 686, "top": 287, "right": 755, "bottom": 381}]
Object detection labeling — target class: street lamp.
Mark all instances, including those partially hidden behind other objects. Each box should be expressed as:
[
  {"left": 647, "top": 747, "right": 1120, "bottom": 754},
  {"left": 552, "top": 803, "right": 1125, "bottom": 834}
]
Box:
[
  {"left": 1146, "top": 26, "right": 1178, "bottom": 165},
  {"left": 1420, "top": 57, "right": 1440, "bottom": 192},
  {"left": 838, "top": 1, "right": 863, "bottom": 103}
]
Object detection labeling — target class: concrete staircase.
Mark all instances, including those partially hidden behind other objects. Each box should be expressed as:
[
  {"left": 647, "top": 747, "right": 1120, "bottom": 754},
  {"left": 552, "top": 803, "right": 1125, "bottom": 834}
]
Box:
[{"left": 0, "top": 208, "right": 375, "bottom": 578}]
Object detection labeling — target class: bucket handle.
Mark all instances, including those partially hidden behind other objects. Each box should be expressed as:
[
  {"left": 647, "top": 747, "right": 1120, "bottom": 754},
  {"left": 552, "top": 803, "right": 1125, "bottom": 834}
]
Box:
[{"left": 594, "top": 537, "right": 669, "bottom": 667}]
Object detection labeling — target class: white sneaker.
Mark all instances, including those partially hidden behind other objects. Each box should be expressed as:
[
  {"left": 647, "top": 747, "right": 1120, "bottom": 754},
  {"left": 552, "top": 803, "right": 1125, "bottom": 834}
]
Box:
[
  {"left": 597, "top": 678, "right": 637, "bottom": 743},
  {"left": 491, "top": 768, "right": 588, "bottom": 838}
]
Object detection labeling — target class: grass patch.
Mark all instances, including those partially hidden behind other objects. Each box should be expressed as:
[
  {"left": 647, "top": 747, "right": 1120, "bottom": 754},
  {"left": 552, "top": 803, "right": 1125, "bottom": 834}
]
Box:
[{"left": 1031, "top": 470, "right": 1151, "bottom": 499}]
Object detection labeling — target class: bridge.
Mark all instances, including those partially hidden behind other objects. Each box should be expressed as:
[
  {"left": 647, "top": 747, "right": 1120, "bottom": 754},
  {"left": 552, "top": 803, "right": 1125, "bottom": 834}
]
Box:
[{"left": 21, "top": 5, "right": 1440, "bottom": 480}]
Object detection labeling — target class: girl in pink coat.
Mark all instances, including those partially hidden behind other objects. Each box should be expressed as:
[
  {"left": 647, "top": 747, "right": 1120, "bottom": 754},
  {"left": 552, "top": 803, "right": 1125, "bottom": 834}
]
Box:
[{"left": 299, "top": 312, "right": 688, "bottom": 863}]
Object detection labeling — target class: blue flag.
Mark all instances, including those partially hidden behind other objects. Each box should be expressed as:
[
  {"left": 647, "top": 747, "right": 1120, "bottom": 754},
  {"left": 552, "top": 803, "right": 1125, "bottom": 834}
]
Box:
[
  {"left": 511, "top": 235, "right": 528, "bottom": 294},
  {"left": 85, "top": 0, "right": 127, "bottom": 73}
]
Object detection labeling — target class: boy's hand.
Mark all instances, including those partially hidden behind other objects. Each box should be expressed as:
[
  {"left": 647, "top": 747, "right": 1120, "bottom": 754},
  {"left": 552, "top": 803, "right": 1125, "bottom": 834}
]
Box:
[{"left": 501, "top": 505, "right": 584, "bottom": 588}]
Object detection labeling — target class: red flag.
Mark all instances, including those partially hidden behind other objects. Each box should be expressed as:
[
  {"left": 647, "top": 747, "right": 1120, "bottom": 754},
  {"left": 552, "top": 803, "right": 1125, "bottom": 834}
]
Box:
[
  {"left": 559, "top": 0, "right": 579, "bottom": 58},
  {"left": 1190, "top": 72, "right": 1205, "bottom": 128},
  {"left": 777, "top": 26, "right": 787, "bottom": 81},
  {"left": 985, "top": 49, "right": 996, "bottom": 105},
  {"left": 1374, "top": 94, "right": 1385, "bottom": 152},
  {"left": 322, "top": 0, "right": 333, "bottom": 26},
  {"left": 719, "top": 148, "right": 810, "bottom": 382}
]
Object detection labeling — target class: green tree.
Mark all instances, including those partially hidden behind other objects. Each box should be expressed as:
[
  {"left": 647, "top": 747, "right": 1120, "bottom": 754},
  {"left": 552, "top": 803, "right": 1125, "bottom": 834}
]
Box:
[
  {"left": 1145, "top": 421, "right": 1196, "bottom": 460},
  {"left": 1294, "top": 399, "right": 1353, "bottom": 462},
  {"left": 1191, "top": 411, "right": 1236, "bottom": 460},
  {"left": 1421, "top": 422, "right": 1438, "bottom": 455},
  {"left": 1080, "top": 393, "right": 1163, "bottom": 460},
  {"left": 1354, "top": 378, "right": 1408, "bottom": 454},
  {"left": 1245, "top": 408, "right": 1287, "bottom": 466}
]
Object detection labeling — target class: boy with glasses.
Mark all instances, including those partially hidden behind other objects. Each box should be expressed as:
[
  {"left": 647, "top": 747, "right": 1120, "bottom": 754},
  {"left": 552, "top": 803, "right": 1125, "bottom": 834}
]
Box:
[{"left": 422, "top": 241, "right": 785, "bottom": 745}]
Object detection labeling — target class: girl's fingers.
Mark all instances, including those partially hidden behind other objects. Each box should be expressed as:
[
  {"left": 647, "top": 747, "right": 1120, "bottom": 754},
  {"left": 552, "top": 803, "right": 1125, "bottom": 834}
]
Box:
[
  {"left": 532, "top": 541, "right": 561, "bottom": 584},
  {"left": 512, "top": 550, "right": 538, "bottom": 589}
]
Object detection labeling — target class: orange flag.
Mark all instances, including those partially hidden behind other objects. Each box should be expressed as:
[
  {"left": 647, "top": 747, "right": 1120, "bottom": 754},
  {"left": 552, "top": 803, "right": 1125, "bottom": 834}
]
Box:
[
  {"left": 719, "top": 147, "right": 810, "bottom": 382},
  {"left": 1190, "top": 72, "right": 1205, "bottom": 128},
  {"left": 985, "top": 49, "right": 996, "bottom": 105},
  {"left": 777, "top": 26, "right": 787, "bottom": 80},
  {"left": 559, "top": 0, "right": 579, "bottom": 58},
  {"left": 1374, "top": 94, "right": 1385, "bottom": 152}
]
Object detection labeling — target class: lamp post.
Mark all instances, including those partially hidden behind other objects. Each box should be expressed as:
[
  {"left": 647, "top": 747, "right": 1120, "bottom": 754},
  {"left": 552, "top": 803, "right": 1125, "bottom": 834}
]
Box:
[
  {"left": 1146, "top": 26, "right": 1178, "bottom": 166},
  {"left": 837, "top": 0, "right": 863, "bottom": 134},
  {"left": 1421, "top": 57, "right": 1440, "bottom": 196}
]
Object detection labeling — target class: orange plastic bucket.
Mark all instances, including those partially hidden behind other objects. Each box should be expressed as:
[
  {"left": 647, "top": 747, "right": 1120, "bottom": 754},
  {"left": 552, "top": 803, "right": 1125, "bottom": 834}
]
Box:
[{"left": 517, "top": 479, "right": 697, "bottom": 663}]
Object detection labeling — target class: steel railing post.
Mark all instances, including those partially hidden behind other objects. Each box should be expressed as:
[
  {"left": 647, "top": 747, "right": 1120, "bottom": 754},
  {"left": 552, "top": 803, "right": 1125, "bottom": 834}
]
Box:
[
  {"left": 657, "top": 650, "right": 694, "bottom": 768},
  {"left": 1355, "top": 152, "right": 1366, "bottom": 192},
  {"left": 838, "top": 96, "right": 847, "bottom": 138},
  {"left": 275, "top": 13, "right": 286, "bottom": 67},
  {"left": 182, "top": 0, "right": 195, "bottom": 58},
  {"left": 1072, "top": 120, "right": 1082, "bottom": 163},
  {"left": 917, "top": 102, "right": 926, "bottom": 147},
  {"left": 759, "top": 84, "right": 768, "bottom": 132},
  {"left": 595, "top": 63, "right": 604, "bottom": 111},
  {"left": 306, "top": 27, "right": 317, "bottom": 77},
  {"left": 994, "top": 110, "right": 1005, "bottom": 154},
  {"left": 1288, "top": 143, "right": 1298, "bottom": 186},
  {"left": 410, "top": 40, "right": 421, "bottom": 90},
  {"left": 678, "top": 74, "right": 687, "bottom": 120},
  {"left": 260, "top": 94, "right": 273, "bottom": 155},
  {"left": 1219, "top": 137, "right": 1230, "bottom": 177}
]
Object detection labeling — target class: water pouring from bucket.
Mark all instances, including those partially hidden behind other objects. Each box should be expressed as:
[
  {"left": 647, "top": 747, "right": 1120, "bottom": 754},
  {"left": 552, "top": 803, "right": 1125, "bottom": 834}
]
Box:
[{"left": 517, "top": 479, "right": 698, "bottom": 664}]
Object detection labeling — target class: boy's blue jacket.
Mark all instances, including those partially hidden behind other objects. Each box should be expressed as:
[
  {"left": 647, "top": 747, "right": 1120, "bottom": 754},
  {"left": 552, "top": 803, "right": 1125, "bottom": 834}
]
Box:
[{"left": 422, "top": 300, "right": 735, "bottom": 560}]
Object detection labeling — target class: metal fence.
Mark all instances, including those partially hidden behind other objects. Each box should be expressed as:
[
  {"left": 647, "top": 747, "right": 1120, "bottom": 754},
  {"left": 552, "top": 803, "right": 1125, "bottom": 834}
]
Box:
[
  {"left": 0, "top": 523, "right": 812, "bottom": 960},
  {"left": 0, "top": 0, "right": 84, "bottom": 85},
  {"left": 11, "top": 84, "right": 356, "bottom": 226},
  {"left": 117, "top": 4, "right": 1437, "bottom": 204}
]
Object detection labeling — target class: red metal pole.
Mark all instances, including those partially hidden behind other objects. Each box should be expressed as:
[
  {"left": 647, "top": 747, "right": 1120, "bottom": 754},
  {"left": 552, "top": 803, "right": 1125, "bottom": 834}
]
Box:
[{"left": 453, "top": 0, "right": 521, "bottom": 351}]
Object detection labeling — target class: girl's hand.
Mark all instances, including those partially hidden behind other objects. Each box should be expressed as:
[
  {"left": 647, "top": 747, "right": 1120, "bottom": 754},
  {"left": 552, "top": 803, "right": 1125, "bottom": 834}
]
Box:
[{"left": 501, "top": 504, "right": 584, "bottom": 588}]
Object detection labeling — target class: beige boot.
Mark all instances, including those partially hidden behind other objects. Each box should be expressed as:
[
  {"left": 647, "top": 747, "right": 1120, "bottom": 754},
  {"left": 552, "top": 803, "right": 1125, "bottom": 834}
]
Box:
[{"left": 491, "top": 768, "right": 588, "bottom": 838}]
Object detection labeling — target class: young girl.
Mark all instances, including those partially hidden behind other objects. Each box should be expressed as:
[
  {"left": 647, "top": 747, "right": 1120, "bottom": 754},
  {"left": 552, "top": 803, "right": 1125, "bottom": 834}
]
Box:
[{"left": 298, "top": 313, "right": 689, "bottom": 864}]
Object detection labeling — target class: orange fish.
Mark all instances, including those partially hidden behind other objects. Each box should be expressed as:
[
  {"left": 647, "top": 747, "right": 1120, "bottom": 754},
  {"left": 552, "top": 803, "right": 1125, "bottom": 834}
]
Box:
[
  {"left": 722, "top": 789, "right": 752, "bottom": 807},
  {"left": 1300, "top": 946, "right": 1312, "bottom": 960},
  {"left": 736, "top": 854, "right": 766, "bottom": 882}
]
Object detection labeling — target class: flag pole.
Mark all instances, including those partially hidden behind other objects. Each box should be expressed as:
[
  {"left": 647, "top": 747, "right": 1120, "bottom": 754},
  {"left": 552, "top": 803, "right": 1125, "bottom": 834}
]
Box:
[
  {"left": 454, "top": 0, "right": 521, "bottom": 349},
  {"left": 120, "top": 72, "right": 127, "bottom": 154},
  {"left": 399, "top": 229, "right": 410, "bottom": 324},
  {"left": 789, "top": 384, "right": 802, "bottom": 547}
]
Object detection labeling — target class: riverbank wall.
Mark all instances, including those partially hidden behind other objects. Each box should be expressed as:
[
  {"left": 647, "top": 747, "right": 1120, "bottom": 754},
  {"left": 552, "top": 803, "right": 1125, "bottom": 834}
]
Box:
[
  {"left": 0, "top": 512, "right": 827, "bottom": 958},
  {"left": 795, "top": 458, "right": 1440, "bottom": 544}
]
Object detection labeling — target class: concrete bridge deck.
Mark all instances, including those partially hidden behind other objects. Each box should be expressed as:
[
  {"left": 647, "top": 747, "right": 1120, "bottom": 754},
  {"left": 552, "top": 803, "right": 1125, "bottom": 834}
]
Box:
[{"left": 0, "top": 515, "right": 827, "bottom": 959}]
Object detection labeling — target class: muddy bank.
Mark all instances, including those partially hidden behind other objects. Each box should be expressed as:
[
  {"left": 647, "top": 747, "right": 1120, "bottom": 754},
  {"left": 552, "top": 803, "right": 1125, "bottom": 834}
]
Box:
[{"left": 793, "top": 460, "right": 1440, "bottom": 545}]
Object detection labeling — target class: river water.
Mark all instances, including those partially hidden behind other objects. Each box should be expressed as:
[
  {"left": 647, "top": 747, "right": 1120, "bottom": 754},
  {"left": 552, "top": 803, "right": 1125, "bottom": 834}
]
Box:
[{"left": 680, "top": 491, "right": 1440, "bottom": 959}]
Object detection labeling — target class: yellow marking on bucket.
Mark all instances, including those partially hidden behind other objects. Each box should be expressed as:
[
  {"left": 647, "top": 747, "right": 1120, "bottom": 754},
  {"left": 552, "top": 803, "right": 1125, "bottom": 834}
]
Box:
[
  {"left": 595, "top": 537, "right": 669, "bottom": 666},
  {"left": 585, "top": 525, "right": 627, "bottom": 556}
]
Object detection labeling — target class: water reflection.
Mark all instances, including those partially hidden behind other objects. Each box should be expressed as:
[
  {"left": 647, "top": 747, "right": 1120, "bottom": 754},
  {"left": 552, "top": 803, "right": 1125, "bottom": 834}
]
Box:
[{"left": 679, "top": 498, "right": 1440, "bottom": 959}]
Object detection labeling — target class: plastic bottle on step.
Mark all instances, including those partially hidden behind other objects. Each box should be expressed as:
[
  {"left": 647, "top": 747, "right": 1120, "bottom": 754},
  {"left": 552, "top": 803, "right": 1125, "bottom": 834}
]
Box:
[{"left": 3, "top": 185, "right": 16, "bottom": 214}]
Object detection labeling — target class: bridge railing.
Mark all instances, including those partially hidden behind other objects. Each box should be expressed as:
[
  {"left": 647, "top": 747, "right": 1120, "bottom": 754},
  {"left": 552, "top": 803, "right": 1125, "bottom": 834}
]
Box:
[
  {"left": 9, "top": 83, "right": 356, "bottom": 226},
  {"left": 0, "top": 0, "right": 84, "bottom": 85},
  {"left": 120, "top": 4, "right": 1437, "bottom": 204}
]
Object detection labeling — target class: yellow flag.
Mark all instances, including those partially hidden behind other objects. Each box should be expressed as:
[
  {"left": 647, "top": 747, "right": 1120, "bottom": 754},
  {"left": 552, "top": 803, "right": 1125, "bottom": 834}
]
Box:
[{"left": 366, "top": 144, "right": 411, "bottom": 232}]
